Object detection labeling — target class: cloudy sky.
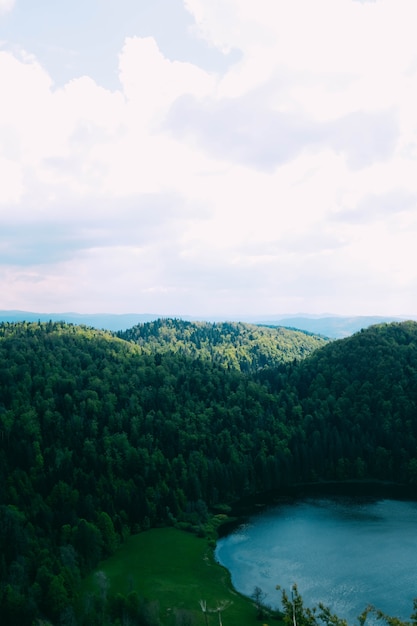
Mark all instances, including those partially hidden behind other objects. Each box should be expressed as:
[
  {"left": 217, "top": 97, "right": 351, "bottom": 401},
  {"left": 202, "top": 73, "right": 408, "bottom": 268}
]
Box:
[{"left": 1, "top": 0, "right": 417, "bottom": 317}]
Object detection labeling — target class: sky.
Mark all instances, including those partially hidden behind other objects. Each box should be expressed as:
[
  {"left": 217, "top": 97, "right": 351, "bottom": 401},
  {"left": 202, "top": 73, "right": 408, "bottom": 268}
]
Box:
[{"left": 1, "top": 0, "right": 417, "bottom": 317}]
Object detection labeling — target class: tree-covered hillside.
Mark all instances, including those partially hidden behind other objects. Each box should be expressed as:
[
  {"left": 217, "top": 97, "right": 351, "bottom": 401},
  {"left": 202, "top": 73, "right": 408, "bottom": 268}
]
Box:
[
  {"left": 278, "top": 321, "right": 417, "bottom": 482},
  {"left": 0, "top": 320, "right": 312, "bottom": 624},
  {"left": 118, "top": 318, "right": 328, "bottom": 371},
  {"left": 1, "top": 320, "right": 417, "bottom": 624}
]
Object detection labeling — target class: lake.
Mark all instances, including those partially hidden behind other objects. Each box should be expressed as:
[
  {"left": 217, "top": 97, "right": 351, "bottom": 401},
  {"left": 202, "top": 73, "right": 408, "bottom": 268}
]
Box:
[{"left": 215, "top": 497, "right": 417, "bottom": 623}]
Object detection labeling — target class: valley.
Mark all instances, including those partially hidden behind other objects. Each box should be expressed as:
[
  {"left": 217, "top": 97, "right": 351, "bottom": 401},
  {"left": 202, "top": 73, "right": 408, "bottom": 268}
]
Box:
[{"left": 1, "top": 318, "right": 417, "bottom": 624}]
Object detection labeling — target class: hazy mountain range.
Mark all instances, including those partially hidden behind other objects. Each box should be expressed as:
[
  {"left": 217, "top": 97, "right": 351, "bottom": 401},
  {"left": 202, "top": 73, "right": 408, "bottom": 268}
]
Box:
[{"left": 0, "top": 310, "right": 413, "bottom": 338}]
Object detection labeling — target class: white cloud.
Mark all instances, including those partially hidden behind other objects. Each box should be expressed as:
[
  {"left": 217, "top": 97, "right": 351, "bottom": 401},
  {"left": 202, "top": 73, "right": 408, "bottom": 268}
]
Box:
[
  {"left": 119, "top": 37, "right": 215, "bottom": 119},
  {"left": 166, "top": 93, "right": 399, "bottom": 171},
  {"left": 0, "top": 155, "right": 23, "bottom": 203},
  {"left": 1, "top": 1, "right": 417, "bottom": 315},
  {"left": 186, "top": 0, "right": 417, "bottom": 72},
  {"left": 0, "top": 0, "right": 14, "bottom": 16}
]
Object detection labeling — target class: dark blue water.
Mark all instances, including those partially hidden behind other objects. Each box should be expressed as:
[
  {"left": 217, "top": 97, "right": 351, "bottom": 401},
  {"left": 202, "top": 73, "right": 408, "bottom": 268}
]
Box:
[{"left": 215, "top": 498, "right": 417, "bottom": 623}]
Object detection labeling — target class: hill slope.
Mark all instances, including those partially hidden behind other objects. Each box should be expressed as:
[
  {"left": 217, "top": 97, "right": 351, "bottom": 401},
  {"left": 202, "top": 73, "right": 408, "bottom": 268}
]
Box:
[
  {"left": 118, "top": 318, "right": 328, "bottom": 371},
  {"left": 265, "top": 321, "right": 417, "bottom": 481},
  {"left": 0, "top": 321, "right": 308, "bottom": 623}
]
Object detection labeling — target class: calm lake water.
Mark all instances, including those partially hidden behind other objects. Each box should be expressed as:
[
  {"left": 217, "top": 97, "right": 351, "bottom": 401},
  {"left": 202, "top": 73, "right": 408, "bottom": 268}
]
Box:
[{"left": 215, "top": 497, "right": 417, "bottom": 623}]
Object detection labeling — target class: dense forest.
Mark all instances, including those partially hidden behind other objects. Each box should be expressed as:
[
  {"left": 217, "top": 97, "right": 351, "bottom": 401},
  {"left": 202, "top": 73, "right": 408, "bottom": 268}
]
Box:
[
  {"left": 1, "top": 319, "right": 417, "bottom": 624},
  {"left": 117, "top": 318, "right": 328, "bottom": 370}
]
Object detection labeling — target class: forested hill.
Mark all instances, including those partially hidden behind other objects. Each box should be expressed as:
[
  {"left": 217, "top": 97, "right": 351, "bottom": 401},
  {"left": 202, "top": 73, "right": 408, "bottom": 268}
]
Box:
[
  {"left": 118, "top": 318, "right": 328, "bottom": 371},
  {"left": 260, "top": 320, "right": 417, "bottom": 482},
  {"left": 1, "top": 320, "right": 417, "bottom": 624}
]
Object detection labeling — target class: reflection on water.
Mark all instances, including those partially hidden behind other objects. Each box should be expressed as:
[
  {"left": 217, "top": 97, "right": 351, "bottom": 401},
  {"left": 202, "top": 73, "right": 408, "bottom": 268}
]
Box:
[{"left": 215, "top": 498, "right": 417, "bottom": 623}]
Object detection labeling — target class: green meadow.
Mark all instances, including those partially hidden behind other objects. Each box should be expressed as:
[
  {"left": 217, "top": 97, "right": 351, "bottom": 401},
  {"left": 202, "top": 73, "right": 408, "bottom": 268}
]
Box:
[{"left": 82, "top": 526, "right": 267, "bottom": 626}]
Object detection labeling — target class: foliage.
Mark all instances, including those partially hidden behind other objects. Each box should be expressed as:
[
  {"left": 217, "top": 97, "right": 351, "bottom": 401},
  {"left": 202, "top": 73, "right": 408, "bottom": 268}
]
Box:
[
  {"left": 276, "top": 584, "right": 417, "bottom": 626},
  {"left": 275, "top": 321, "right": 417, "bottom": 483},
  {"left": 278, "top": 584, "right": 353, "bottom": 626},
  {"left": 251, "top": 585, "right": 268, "bottom": 619},
  {"left": 118, "top": 318, "right": 328, "bottom": 372}
]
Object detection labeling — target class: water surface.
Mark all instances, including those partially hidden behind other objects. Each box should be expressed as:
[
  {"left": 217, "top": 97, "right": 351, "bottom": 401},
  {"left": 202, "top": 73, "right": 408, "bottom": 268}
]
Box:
[{"left": 215, "top": 498, "right": 417, "bottom": 623}]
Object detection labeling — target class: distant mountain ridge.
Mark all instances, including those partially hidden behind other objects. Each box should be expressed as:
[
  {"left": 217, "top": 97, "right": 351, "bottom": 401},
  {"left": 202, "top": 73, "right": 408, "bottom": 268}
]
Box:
[
  {"left": 0, "top": 310, "right": 413, "bottom": 337},
  {"left": 260, "top": 315, "right": 410, "bottom": 338},
  {"left": 0, "top": 310, "right": 162, "bottom": 331}
]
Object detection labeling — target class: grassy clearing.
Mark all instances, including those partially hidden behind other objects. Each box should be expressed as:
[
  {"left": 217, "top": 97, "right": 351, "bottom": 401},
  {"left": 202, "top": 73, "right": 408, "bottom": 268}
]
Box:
[{"left": 82, "top": 526, "right": 267, "bottom": 626}]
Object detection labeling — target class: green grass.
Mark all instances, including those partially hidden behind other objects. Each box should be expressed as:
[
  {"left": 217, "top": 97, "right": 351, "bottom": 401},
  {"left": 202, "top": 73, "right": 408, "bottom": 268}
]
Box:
[{"left": 82, "top": 527, "right": 269, "bottom": 626}]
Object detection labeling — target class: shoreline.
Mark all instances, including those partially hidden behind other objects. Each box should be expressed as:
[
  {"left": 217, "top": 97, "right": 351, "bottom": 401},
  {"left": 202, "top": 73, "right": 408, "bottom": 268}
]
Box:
[{"left": 216, "top": 480, "right": 417, "bottom": 537}]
